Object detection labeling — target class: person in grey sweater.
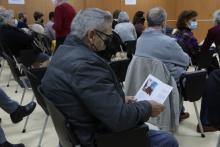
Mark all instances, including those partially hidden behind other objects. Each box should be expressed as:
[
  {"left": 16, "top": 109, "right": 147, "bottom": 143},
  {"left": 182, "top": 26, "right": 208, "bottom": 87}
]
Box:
[
  {"left": 114, "top": 11, "right": 137, "bottom": 43},
  {"left": 136, "top": 7, "right": 190, "bottom": 83}
]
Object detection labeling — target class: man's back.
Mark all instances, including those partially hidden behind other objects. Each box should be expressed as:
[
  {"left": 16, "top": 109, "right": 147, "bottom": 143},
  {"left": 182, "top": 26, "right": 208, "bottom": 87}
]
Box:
[{"left": 136, "top": 28, "right": 190, "bottom": 81}]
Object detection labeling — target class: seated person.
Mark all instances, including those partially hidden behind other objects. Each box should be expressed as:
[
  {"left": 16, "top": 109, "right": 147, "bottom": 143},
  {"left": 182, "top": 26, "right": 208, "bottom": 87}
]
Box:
[
  {"left": 0, "top": 88, "right": 36, "bottom": 147},
  {"left": 133, "top": 11, "right": 146, "bottom": 38},
  {"left": 17, "top": 12, "right": 28, "bottom": 29},
  {"left": 112, "top": 9, "right": 121, "bottom": 29},
  {"left": 0, "top": 9, "right": 49, "bottom": 68},
  {"left": 199, "top": 69, "right": 220, "bottom": 132},
  {"left": 41, "top": 8, "right": 179, "bottom": 147},
  {"left": 44, "top": 12, "right": 55, "bottom": 40},
  {"left": 114, "top": 11, "right": 137, "bottom": 43},
  {"left": 135, "top": 7, "right": 190, "bottom": 120},
  {"left": 201, "top": 10, "right": 220, "bottom": 52},
  {"left": 31, "top": 11, "right": 44, "bottom": 34},
  {"left": 174, "top": 10, "right": 200, "bottom": 65},
  {"left": 136, "top": 7, "right": 190, "bottom": 83}
]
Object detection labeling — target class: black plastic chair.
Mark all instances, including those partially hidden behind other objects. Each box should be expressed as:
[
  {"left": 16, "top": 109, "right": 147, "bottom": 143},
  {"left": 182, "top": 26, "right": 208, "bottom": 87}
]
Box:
[
  {"left": 1, "top": 51, "right": 30, "bottom": 103},
  {"left": 179, "top": 70, "right": 207, "bottom": 138},
  {"left": 110, "top": 59, "right": 131, "bottom": 84},
  {"left": 124, "top": 40, "right": 137, "bottom": 59},
  {"left": 38, "top": 87, "right": 151, "bottom": 147},
  {"left": 21, "top": 65, "right": 48, "bottom": 147}
]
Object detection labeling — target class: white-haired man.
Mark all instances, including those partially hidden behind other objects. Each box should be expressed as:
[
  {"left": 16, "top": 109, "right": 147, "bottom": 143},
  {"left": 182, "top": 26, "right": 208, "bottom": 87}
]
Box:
[{"left": 41, "top": 8, "right": 179, "bottom": 147}]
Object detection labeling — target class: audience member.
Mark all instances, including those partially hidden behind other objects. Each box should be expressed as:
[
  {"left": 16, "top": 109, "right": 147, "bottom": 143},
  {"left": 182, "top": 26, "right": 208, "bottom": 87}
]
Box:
[
  {"left": 31, "top": 11, "right": 44, "bottom": 34},
  {"left": 17, "top": 12, "right": 28, "bottom": 29},
  {"left": 198, "top": 69, "right": 220, "bottom": 132},
  {"left": 112, "top": 9, "right": 121, "bottom": 29},
  {"left": 41, "top": 8, "right": 178, "bottom": 147},
  {"left": 0, "top": 88, "right": 36, "bottom": 147},
  {"left": 52, "top": 0, "right": 76, "bottom": 50},
  {"left": 174, "top": 10, "right": 200, "bottom": 64},
  {"left": 45, "top": 11, "right": 55, "bottom": 40},
  {"left": 0, "top": 9, "right": 49, "bottom": 67},
  {"left": 135, "top": 7, "right": 190, "bottom": 121},
  {"left": 114, "top": 11, "right": 137, "bottom": 43},
  {"left": 133, "top": 11, "right": 145, "bottom": 37},
  {"left": 201, "top": 9, "right": 220, "bottom": 52}
]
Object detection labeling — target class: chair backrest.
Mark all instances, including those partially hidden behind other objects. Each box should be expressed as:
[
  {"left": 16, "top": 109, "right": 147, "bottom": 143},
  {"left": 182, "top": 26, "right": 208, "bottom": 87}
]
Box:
[
  {"left": 2, "top": 51, "right": 22, "bottom": 83},
  {"left": 21, "top": 65, "right": 48, "bottom": 115},
  {"left": 124, "top": 40, "right": 137, "bottom": 57},
  {"left": 38, "top": 87, "right": 79, "bottom": 147},
  {"left": 110, "top": 59, "right": 131, "bottom": 83},
  {"left": 112, "top": 31, "right": 126, "bottom": 52},
  {"left": 180, "top": 70, "right": 207, "bottom": 102}
]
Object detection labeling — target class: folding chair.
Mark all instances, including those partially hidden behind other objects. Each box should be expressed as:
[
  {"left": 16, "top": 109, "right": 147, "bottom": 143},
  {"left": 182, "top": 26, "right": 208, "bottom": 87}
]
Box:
[
  {"left": 179, "top": 70, "right": 207, "bottom": 138},
  {"left": 110, "top": 59, "right": 131, "bottom": 86},
  {"left": 124, "top": 40, "right": 137, "bottom": 59},
  {"left": 38, "top": 87, "right": 151, "bottom": 147},
  {"left": 21, "top": 65, "right": 48, "bottom": 147}
]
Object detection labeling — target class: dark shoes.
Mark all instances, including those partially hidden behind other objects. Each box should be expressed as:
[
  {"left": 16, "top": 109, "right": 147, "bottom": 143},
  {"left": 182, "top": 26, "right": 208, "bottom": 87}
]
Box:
[
  {"left": 180, "top": 112, "right": 190, "bottom": 122},
  {"left": 10, "top": 102, "right": 36, "bottom": 124},
  {"left": 197, "top": 124, "right": 219, "bottom": 133},
  {"left": 0, "top": 141, "right": 25, "bottom": 147}
]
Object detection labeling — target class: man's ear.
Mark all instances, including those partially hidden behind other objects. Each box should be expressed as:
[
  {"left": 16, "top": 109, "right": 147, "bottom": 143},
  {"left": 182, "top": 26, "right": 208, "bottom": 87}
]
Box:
[{"left": 87, "top": 30, "right": 96, "bottom": 43}]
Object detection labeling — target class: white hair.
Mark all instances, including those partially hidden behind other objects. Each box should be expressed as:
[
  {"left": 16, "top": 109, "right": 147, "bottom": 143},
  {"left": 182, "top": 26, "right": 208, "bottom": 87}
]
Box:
[
  {"left": 147, "top": 7, "right": 167, "bottom": 26},
  {"left": 0, "top": 9, "right": 14, "bottom": 25},
  {"left": 70, "top": 8, "right": 113, "bottom": 40},
  {"left": 118, "top": 11, "right": 129, "bottom": 23},
  {"left": 213, "top": 9, "right": 220, "bottom": 24}
]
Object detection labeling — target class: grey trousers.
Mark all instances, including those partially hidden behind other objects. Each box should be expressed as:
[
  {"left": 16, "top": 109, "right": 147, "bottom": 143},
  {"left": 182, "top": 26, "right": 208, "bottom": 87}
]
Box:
[{"left": 0, "top": 88, "right": 19, "bottom": 144}]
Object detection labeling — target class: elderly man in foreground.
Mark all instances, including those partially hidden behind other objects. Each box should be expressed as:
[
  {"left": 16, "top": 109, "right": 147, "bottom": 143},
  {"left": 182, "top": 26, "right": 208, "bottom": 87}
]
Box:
[{"left": 41, "top": 8, "right": 179, "bottom": 147}]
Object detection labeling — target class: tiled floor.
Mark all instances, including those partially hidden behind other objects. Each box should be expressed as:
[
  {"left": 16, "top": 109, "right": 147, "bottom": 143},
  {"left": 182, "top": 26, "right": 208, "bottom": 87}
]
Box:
[{"left": 0, "top": 63, "right": 219, "bottom": 147}]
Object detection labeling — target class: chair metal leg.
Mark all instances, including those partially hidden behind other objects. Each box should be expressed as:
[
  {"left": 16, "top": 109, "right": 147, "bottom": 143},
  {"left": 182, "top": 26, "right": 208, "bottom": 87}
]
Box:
[
  {"left": 6, "top": 73, "right": 12, "bottom": 87},
  {"left": 20, "top": 88, "right": 27, "bottom": 105},
  {"left": 15, "top": 84, "right": 19, "bottom": 93},
  {"left": 193, "top": 102, "right": 205, "bottom": 138},
  {"left": 37, "top": 115, "right": 49, "bottom": 147},
  {"left": 0, "top": 60, "right": 4, "bottom": 78},
  {"left": 22, "top": 95, "right": 35, "bottom": 133}
]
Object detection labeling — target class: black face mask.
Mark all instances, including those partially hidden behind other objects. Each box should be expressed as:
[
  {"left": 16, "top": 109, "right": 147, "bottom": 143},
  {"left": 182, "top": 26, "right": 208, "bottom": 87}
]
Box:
[{"left": 95, "top": 30, "right": 115, "bottom": 61}]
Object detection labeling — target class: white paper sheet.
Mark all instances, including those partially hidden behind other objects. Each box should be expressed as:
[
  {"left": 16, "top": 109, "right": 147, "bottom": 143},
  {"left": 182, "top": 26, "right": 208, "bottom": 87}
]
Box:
[
  {"left": 125, "top": 0, "right": 136, "bottom": 5},
  {"left": 135, "top": 74, "right": 173, "bottom": 104},
  {"left": 8, "top": 0, "right": 25, "bottom": 4}
]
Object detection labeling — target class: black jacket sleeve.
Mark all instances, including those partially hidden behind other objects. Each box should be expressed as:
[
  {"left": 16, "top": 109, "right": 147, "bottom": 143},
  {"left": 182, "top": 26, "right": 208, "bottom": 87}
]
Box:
[{"left": 72, "top": 61, "right": 152, "bottom": 132}]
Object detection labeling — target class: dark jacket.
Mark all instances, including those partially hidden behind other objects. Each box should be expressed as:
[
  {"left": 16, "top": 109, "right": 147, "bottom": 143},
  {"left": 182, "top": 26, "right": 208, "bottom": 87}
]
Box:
[
  {"left": 201, "top": 24, "right": 220, "bottom": 52},
  {"left": 174, "top": 28, "right": 200, "bottom": 64},
  {"left": 41, "top": 35, "right": 152, "bottom": 147}
]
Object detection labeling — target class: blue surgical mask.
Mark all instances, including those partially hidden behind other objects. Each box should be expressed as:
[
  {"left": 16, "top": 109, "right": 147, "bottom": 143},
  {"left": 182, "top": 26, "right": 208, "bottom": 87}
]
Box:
[{"left": 189, "top": 21, "right": 198, "bottom": 30}]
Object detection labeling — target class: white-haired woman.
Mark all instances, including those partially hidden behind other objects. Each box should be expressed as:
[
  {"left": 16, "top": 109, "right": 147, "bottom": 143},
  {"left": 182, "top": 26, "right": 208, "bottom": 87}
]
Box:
[
  {"left": 201, "top": 9, "right": 220, "bottom": 52},
  {"left": 114, "top": 11, "right": 137, "bottom": 43},
  {"left": 52, "top": 0, "right": 76, "bottom": 51}
]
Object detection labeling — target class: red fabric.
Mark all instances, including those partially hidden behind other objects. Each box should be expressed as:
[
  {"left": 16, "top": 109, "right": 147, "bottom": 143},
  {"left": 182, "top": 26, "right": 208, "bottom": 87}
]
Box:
[{"left": 53, "top": 3, "right": 76, "bottom": 38}]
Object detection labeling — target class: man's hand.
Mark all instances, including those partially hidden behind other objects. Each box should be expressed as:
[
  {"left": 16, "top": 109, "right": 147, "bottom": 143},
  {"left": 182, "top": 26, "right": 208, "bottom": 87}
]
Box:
[
  {"left": 148, "top": 100, "right": 165, "bottom": 117},
  {"left": 125, "top": 96, "right": 136, "bottom": 104}
]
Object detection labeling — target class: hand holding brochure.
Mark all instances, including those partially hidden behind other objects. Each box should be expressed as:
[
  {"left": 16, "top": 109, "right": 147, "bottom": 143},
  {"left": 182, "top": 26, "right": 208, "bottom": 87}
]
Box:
[{"left": 135, "top": 74, "right": 173, "bottom": 104}]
